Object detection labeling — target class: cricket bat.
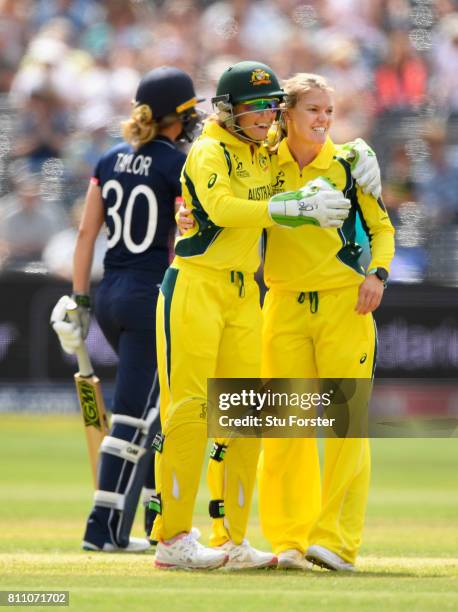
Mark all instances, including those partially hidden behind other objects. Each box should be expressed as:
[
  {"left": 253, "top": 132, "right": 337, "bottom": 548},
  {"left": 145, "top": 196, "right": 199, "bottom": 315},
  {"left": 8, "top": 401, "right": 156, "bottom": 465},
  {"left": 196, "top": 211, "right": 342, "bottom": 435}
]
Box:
[{"left": 67, "top": 303, "right": 109, "bottom": 486}]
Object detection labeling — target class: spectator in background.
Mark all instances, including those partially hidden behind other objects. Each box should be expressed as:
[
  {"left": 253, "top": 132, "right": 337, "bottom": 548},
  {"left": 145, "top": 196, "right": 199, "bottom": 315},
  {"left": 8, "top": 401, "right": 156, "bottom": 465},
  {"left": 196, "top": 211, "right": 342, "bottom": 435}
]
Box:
[
  {"left": 30, "top": 0, "right": 102, "bottom": 36},
  {"left": 319, "top": 37, "right": 374, "bottom": 142},
  {"left": 42, "top": 196, "right": 106, "bottom": 280},
  {"left": 371, "top": 28, "right": 429, "bottom": 170},
  {"left": 0, "top": 0, "right": 31, "bottom": 93},
  {"left": 383, "top": 144, "right": 427, "bottom": 282},
  {"left": 374, "top": 29, "right": 427, "bottom": 114},
  {"left": 0, "top": 0, "right": 457, "bottom": 285},
  {"left": 415, "top": 120, "right": 458, "bottom": 226},
  {"left": 431, "top": 13, "right": 458, "bottom": 114},
  {"left": 11, "top": 85, "right": 70, "bottom": 171},
  {"left": 0, "top": 172, "right": 68, "bottom": 267}
]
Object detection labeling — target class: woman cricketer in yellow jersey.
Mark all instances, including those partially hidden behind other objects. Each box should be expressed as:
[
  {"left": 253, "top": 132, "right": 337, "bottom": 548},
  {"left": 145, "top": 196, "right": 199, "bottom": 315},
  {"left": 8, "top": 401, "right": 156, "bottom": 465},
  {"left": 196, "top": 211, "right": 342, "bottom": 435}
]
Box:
[
  {"left": 151, "top": 61, "right": 352, "bottom": 570},
  {"left": 258, "top": 73, "right": 395, "bottom": 571}
]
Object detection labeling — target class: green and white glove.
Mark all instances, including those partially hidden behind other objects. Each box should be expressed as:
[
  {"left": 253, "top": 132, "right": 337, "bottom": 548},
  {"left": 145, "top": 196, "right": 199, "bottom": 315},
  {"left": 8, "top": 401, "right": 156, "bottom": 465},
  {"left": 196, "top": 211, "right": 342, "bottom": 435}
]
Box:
[
  {"left": 268, "top": 177, "right": 351, "bottom": 228},
  {"left": 343, "top": 138, "right": 381, "bottom": 200}
]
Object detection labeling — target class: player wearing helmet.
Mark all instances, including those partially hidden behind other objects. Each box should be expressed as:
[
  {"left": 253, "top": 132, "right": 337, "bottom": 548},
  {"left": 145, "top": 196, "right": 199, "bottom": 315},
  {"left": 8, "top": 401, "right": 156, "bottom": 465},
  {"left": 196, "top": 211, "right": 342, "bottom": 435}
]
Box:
[
  {"left": 175, "top": 70, "right": 393, "bottom": 572},
  {"left": 151, "top": 61, "right": 351, "bottom": 570},
  {"left": 51, "top": 66, "right": 203, "bottom": 552}
]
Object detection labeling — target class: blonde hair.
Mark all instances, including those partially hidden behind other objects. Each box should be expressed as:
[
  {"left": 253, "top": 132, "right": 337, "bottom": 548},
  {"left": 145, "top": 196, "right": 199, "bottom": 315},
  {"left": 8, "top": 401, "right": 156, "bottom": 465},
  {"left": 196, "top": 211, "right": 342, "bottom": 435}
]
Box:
[
  {"left": 121, "top": 103, "right": 181, "bottom": 148},
  {"left": 283, "top": 72, "right": 334, "bottom": 109},
  {"left": 268, "top": 73, "right": 334, "bottom": 150}
]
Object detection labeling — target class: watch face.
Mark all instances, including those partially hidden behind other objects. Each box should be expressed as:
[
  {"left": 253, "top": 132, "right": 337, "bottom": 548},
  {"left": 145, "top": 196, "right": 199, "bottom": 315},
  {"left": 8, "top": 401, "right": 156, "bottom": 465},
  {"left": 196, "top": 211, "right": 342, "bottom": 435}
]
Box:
[{"left": 376, "top": 267, "right": 388, "bottom": 282}]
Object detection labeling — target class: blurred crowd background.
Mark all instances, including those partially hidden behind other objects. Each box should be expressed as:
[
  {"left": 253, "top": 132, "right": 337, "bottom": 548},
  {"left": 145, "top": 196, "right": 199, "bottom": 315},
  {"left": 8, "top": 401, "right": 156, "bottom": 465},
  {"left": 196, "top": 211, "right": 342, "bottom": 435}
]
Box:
[{"left": 0, "top": 0, "right": 457, "bottom": 285}]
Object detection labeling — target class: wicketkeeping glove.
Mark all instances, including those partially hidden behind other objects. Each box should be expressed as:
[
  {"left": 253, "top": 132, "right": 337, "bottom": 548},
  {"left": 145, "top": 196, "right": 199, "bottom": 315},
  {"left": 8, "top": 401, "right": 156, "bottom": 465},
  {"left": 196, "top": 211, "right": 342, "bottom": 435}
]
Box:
[
  {"left": 268, "top": 177, "right": 351, "bottom": 228},
  {"left": 50, "top": 295, "right": 82, "bottom": 355},
  {"left": 343, "top": 138, "right": 382, "bottom": 200}
]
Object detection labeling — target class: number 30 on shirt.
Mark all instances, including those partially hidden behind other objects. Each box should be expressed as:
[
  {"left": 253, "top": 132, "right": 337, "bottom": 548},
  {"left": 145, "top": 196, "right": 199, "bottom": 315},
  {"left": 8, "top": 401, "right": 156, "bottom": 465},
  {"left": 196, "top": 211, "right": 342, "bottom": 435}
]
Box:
[{"left": 102, "top": 179, "right": 158, "bottom": 254}]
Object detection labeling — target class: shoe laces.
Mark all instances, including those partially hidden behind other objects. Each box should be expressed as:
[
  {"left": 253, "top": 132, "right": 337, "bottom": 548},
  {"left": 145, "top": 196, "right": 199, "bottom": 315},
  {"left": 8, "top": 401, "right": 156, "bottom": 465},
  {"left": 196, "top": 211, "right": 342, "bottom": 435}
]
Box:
[{"left": 224, "top": 538, "right": 249, "bottom": 550}]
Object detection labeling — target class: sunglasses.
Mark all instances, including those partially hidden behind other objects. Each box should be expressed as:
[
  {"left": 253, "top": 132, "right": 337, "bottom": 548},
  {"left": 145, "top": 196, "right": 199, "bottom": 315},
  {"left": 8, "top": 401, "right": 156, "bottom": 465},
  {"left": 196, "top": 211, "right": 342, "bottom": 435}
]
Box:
[{"left": 239, "top": 98, "right": 281, "bottom": 112}]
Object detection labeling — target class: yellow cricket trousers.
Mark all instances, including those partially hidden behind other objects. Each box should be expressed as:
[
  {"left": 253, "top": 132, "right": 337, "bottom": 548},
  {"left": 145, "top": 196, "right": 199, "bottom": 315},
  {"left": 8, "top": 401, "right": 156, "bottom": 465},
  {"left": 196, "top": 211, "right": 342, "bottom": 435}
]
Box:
[
  {"left": 152, "top": 261, "right": 262, "bottom": 544},
  {"left": 259, "top": 284, "right": 375, "bottom": 562}
]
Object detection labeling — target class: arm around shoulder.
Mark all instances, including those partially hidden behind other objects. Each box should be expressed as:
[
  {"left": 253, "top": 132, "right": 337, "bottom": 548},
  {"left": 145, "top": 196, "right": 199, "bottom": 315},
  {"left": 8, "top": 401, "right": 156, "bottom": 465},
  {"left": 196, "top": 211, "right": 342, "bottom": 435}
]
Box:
[{"left": 183, "top": 140, "right": 273, "bottom": 229}]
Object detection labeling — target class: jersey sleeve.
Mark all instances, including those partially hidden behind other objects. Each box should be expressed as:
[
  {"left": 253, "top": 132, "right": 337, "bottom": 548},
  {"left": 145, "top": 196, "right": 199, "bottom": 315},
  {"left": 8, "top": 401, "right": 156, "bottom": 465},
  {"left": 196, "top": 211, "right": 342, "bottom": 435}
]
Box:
[
  {"left": 182, "top": 140, "right": 274, "bottom": 228},
  {"left": 90, "top": 157, "right": 103, "bottom": 186},
  {"left": 356, "top": 186, "right": 395, "bottom": 272},
  {"left": 169, "top": 150, "right": 187, "bottom": 198}
]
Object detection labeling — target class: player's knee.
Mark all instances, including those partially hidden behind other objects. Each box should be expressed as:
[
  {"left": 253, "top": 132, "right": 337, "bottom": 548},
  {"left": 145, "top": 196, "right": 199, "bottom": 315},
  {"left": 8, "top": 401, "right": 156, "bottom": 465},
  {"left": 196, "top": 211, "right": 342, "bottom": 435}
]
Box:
[{"left": 163, "top": 397, "right": 207, "bottom": 435}]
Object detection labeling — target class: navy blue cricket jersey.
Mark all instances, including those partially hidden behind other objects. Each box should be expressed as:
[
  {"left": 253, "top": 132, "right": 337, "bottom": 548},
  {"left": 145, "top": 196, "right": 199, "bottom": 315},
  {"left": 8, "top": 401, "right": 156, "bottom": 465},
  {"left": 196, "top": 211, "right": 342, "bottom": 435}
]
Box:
[{"left": 92, "top": 136, "right": 186, "bottom": 274}]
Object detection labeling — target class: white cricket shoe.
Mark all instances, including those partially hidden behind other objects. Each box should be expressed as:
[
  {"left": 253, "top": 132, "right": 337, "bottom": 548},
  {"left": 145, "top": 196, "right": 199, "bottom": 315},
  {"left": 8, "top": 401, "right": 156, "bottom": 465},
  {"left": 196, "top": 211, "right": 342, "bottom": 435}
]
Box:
[
  {"left": 150, "top": 526, "right": 201, "bottom": 546},
  {"left": 190, "top": 526, "right": 202, "bottom": 541},
  {"left": 277, "top": 549, "right": 311, "bottom": 570},
  {"left": 155, "top": 532, "right": 228, "bottom": 570},
  {"left": 218, "top": 539, "right": 277, "bottom": 570},
  {"left": 82, "top": 537, "right": 150, "bottom": 553},
  {"left": 306, "top": 545, "right": 356, "bottom": 571}
]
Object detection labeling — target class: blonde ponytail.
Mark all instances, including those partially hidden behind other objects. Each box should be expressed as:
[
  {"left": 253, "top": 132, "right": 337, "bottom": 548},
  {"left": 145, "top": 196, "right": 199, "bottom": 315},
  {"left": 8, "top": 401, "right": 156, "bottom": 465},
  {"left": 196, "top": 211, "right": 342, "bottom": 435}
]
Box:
[{"left": 121, "top": 103, "right": 158, "bottom": 148}]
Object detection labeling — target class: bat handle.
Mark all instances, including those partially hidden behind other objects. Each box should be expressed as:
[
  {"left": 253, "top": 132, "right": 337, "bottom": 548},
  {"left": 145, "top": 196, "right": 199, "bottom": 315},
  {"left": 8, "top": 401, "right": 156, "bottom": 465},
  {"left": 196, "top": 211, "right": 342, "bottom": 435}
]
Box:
[{"left": 66, "top": 301, "right": 94, "bottom": 377}]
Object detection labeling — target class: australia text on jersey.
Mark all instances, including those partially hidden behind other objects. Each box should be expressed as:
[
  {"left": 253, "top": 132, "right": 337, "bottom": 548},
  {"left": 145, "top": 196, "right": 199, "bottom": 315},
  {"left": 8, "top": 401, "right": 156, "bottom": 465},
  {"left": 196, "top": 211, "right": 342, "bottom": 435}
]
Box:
[{"left": 248, "top": 183, "right": 273, "bottom": 200}]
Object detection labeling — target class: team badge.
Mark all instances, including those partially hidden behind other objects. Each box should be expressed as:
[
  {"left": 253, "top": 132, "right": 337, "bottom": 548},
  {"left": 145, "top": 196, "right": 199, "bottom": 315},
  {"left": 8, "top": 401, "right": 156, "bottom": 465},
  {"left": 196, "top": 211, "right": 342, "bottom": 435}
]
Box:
[
  {"left": 234, "top": 154, "right": 250, "bottom": 177},
  {"left": 272, "top": 170, "right": 285, "bottom": 192},
  {"left": 258, "top": 152, "right": 268, "bottom": 172},
  {"left": 208, "top": 173, "right": 217, "bottom": 188},
  {"left": 250, "top": 68, "right": 272, "bottom": 86}
]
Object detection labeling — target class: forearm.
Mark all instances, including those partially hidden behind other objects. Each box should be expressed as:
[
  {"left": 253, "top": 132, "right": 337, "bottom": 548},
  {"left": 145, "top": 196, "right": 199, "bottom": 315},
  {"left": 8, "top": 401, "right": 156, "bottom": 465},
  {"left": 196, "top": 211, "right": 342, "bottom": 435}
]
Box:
[
  {"left": 72, "top": 230, "right": 96, "bottom": 294},
  {"left": 367, "top": 229, "right": 395, "bottom": 272},
  {"left": 72, "top": 182, "right": 104, "bottom": 294},
  {"left": 205, "top": 193, "right": 274, "bottom": 228}
]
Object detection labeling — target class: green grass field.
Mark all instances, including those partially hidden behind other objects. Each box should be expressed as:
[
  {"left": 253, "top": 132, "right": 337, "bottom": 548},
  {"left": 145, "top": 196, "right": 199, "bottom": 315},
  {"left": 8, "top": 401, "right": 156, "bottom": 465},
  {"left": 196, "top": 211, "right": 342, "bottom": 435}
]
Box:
[{"left": 0, "top": 415, "right": 457, "bottom": 611}]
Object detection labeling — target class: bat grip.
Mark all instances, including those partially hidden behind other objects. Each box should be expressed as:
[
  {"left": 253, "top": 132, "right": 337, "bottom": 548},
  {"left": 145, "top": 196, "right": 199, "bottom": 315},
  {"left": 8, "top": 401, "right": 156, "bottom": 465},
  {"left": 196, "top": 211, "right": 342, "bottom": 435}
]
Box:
[
  {"left": 66, "top": 303, "right": 94, "bottom": 377},
  {"left": 74, "top": 343, "right": 94, "bottom": 377}
]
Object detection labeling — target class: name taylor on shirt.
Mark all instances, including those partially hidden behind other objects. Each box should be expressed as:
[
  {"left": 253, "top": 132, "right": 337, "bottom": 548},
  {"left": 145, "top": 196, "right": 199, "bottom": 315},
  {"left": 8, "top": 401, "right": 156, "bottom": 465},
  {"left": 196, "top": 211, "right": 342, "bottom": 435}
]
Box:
[{"left": 114, "top": 153, "right": 152, "bottom": 176}]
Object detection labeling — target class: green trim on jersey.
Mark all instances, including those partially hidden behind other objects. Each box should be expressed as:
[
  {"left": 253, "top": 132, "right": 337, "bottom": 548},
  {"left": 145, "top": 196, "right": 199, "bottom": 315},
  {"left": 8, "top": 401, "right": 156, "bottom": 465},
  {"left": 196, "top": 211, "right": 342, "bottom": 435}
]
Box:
[
  {"left": 175, "top": 170, "right": 224, "bottom": 257},
  {"left": 335, "top": 157, "right": 365, "bottom": 277},
  {"left": 371, "top": 318, "right": 378, "bottom": 380},
  {"left": 161, "top": 267, "right": 179, "bottom": 387},
  {"left": 220, "top": 142, "right": 232, "bottom": 176},
  {"left": 261, "top": 228, "right": 268, "bottom": 263}
]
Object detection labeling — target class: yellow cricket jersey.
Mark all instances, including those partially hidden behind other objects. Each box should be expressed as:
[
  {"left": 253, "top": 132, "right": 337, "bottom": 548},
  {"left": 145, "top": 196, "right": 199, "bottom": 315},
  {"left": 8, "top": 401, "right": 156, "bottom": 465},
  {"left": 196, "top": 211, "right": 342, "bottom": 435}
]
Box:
[
  {"left": 175, "top": 121, "right": 274, "bottom": 273},
  {"left": 265, "top": 137, "right": 395, "bottom": 292}
]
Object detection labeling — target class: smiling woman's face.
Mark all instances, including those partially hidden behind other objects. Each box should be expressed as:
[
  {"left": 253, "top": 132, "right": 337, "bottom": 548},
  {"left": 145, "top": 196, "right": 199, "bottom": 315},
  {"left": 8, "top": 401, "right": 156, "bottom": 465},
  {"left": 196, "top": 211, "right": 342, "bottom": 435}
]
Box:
[
  {"left": 233, "top": 102, "right": 278, "bottom": 142},
  {"left": 286, "top": 88, "right": 334, "bottom": 147}
]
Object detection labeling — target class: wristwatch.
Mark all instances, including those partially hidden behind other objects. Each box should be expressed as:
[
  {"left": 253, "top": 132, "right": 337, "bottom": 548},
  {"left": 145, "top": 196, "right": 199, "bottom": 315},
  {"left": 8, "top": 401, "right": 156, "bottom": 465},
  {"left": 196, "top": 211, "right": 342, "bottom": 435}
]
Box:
[{"left": 366, "top": 267, "right": 388, "bottom": 288}]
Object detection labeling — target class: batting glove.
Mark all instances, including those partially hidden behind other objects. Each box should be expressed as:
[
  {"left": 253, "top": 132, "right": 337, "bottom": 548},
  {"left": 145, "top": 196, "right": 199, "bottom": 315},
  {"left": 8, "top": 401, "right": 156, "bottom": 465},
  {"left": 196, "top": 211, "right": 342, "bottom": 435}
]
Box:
[
  {"left": 343, "top": 138, "right": 382, "bottom": 200},
  {"left": 50, "top": 295, "right": 82, "bottom": 354},
  {"left": 268, "top": 177, "right": 351, "bottom": 228},
  {"left": 71, "top": 293, "right": 91, "bottom": 339}
]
